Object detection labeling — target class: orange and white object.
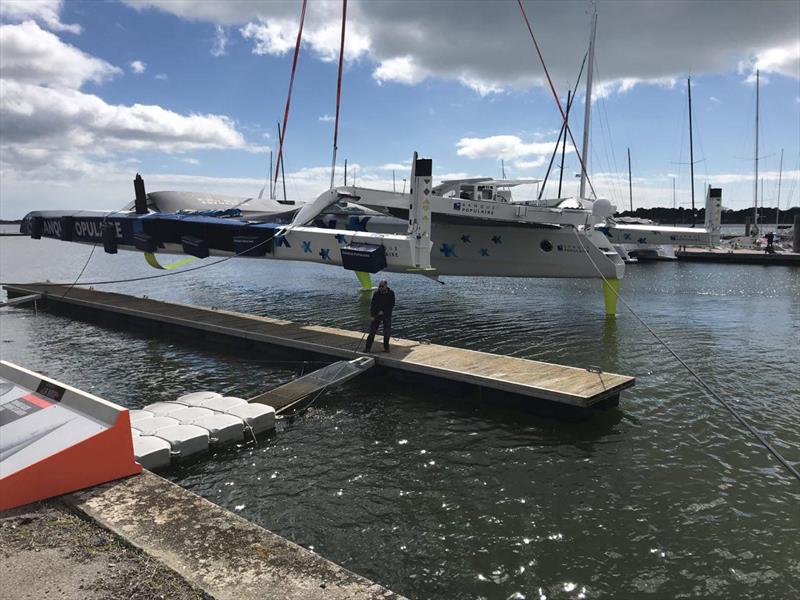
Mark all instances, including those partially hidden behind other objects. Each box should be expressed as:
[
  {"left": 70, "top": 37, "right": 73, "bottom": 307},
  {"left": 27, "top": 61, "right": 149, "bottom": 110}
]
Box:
[{"left": 0, "top": 360, "right": 141, "bottom": 511}]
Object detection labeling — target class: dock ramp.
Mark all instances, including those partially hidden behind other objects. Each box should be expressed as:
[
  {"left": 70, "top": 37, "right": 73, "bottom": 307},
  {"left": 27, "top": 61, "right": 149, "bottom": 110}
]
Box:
[{"left": 250, "top": 356, "right": 375, "bottom": 413}]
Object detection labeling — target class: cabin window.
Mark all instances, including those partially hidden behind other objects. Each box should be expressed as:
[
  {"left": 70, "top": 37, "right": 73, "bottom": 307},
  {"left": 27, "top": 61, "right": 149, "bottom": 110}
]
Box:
[{"left": 540, "top": 240, "right": 553, "bottom": 252}]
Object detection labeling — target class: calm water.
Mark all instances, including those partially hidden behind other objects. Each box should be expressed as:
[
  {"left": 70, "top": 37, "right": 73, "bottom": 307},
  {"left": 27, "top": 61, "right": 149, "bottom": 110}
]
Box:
[{"left": 1, "top": 233, "right": 799, "bottom": 599}]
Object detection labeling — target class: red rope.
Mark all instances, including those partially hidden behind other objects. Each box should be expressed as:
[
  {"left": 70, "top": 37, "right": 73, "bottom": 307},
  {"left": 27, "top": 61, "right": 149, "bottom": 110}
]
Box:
[
  {"left": 330, "top": 0, "right": 348, "bottom": 189},
  {"left": 516, "top": 0, "right": 596, "bottom": 199},
  {"left": 274, "top": 0, "right": 308, "bottom": 191}
]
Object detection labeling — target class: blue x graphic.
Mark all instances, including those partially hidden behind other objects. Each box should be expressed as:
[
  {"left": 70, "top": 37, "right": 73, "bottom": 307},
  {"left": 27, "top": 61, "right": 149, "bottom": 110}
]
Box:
[{"left": 302, "top": 241, "right": 312, "bottom": 253}]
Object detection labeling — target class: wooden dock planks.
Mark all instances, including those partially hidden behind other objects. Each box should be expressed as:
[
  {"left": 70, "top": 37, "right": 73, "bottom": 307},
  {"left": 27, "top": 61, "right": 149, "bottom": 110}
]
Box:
[{"left": 3, "top": 283, "right": 635, "bottom": 408}]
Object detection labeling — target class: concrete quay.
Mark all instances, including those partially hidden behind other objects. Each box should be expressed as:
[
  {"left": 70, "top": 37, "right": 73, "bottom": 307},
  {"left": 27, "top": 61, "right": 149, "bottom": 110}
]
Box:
[{"left": 2, "top": 471, "right": 403, "bottom": 600}]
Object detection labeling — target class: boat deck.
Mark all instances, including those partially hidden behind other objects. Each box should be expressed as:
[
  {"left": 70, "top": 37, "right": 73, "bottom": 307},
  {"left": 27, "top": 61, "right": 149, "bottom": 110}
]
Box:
[{"left": 3, "top": 283, "right": 635, "bottom": 409}]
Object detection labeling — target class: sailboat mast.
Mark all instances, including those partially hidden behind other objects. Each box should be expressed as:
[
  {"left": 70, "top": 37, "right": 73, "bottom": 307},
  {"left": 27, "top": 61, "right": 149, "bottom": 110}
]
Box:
[
  {"left": 627, "top": 147, "right": 633, "bottom": 213},
  {"left": 579, "top": 4, "right": 597, "bottom": 200},
  {"left": 753, "top": 69, "right": 759, "bottom": 230},
  {"left": 688, "top": 78, "right": 695, "bottom": 224},
  {"left": 558, "top": 90, "right": 571, "bottom": 198},
  {"left": 776, "top": 148, "right": 784, "bottom": 227}
]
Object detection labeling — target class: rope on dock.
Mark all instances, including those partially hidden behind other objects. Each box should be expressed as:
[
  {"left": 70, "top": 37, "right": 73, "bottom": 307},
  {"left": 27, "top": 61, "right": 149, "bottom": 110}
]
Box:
[{"left": 572, "top": 228, "right": 800, "bottom": 483}]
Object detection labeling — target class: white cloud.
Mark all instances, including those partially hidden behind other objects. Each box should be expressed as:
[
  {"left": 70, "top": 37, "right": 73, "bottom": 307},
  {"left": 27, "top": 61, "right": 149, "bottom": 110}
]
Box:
[
  {"left": 0, "top": 0, "right": 80, "bottom": 34},
  {"left": 129, "top": 60, "right": 146, "bottom": 74},
  {"left": 709, "top": 96, "right": 721, "bottom": 103},
  {"left": 738, "top": 41, "right": 800, "bottom": 83},
  {"left": 456, "top": 135, "right": 572, "bottom": 161},
  {"left": 513, "top": 157, "right": 547, "bottom": 170},
  {"left": 0, "top": 19, "right": 263, "bottom": 213},
  {"left": 181, "top": 157, "right": 200, "bottom": 165},
  {"left": 1, "top": 80, "right": 251, "bottom": 152},
  {"left": 0, "top": 21, "right": 121, "bottom": 88},
  {"left": 318, "top": 114, "right": 334, "bottom": 123},
  {"left": 240, "top": 18, "right": 295, "bottom": 56},
  {"left": 458, "top": 76, "right": 505, "bottom": 97},
  {"left": 123, "top": 0, "right": 799, "bottom": 97},
  {"left": 211, "top": 24, "right": 228, "bottom": 56},
  {"left": 593, "top": 77, "right": 676, "bottom": 99},
  {"left": 373, "top": 56, "right": 428, "bottom": 86},
  {"left": 155, "top": 73, "right": 168, "bottom": 81}
]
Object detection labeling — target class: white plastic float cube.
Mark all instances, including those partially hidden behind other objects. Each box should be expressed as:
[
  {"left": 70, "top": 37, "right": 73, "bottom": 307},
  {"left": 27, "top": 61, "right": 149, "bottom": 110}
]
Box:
[
  {"left": 168, "top": 406, "right": 214, "bottom": 423},
  {"left": 224, "top": 404, "right": 276, "bottom": 435},
  {"left": 129, "top": 409, "right": 155, "bottom": 423},
  {"left": 202, "top": 396, "right": 248, "bottom": 412},
  {"left": 135, "top": 416, "right": 179, "bottom": 436},
  {"left": 154, "top": 425, "right": 209, "bottom": 458},
  {"left": 191, "top": 414, "right": 246, "bottom": 445},
  {"left": 145, "top": 401, "right": 186, "bottom": 417},
  {"left": 176, "top": 391, "right": 222, "bottom": 407},
  {"left": 133, "top": 435, "right": 172, "bottom": 470}
]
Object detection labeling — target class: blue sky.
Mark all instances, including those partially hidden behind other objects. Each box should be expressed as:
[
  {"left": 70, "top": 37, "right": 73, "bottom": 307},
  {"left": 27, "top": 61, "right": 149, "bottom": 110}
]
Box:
[{"left": 1, "top": 0, "right": 798, "bottom": 218}]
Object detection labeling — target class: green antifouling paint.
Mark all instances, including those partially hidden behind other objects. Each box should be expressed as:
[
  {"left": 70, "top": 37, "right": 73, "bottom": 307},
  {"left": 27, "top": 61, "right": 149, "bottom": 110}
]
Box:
[
  {"left": 355, "top": 271, "right": 372, "bottom": 290},
  {"left": 144, "top": 252, "right": 197, "bottom": 271}
]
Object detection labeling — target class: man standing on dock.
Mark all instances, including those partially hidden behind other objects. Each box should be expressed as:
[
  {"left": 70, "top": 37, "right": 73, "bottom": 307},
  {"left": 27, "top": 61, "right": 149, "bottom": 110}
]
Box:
[{"left": 365, "top": 279, "right": 395, "bottom": 353}]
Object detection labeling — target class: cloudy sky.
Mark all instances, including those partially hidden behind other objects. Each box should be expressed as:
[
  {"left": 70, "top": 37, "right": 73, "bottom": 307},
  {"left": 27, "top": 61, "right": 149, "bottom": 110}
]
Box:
[{"left": 1, "top": 0, "right": 798, "bottom": 218}]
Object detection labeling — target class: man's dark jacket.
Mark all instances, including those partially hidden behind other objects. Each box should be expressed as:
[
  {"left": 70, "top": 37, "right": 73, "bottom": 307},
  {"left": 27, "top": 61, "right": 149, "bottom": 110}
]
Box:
[{"left": 370, "top": 288, "right": 396, "bottom": 317}]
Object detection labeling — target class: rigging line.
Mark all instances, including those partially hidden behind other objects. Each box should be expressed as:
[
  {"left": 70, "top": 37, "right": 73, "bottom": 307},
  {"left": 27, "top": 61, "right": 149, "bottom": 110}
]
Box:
[
  {"left": 57, "top": 209, "right": 124, "bottom": 301},
  {"left": 516, "top": 0, "right": 597, "bottom": 199},
  {"left": 538, "top": 51, "right": 587, "bottom": 200},
  {"left": 329, "top": 0, "right": 348, "bottom": 190},
  {"left": 593, "top": 61, "right": 624, "bottom": 207},
  {"left": 570, "top": 228, "right": 800, "bottom": 483},
  {"left": 2, "top": 230, "right": 281, "bottom": 288},
  {"left": 274, "top": 0, "right": 308, "bottom": 192}
]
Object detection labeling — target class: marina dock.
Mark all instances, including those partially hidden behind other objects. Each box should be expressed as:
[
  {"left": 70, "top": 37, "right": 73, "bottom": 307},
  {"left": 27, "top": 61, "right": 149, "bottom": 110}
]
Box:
[
  {"left": 677, "top": 247, "right": 800, "bottom": 265},
  {"left": 3, "top": 283, "right": 634, "bottom": 410}
]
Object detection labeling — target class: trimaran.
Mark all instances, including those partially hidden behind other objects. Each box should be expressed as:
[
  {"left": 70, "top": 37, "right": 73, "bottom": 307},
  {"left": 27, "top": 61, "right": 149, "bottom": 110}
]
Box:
[{"left": 19, "top": 2, "right": 721, "bottom": 315}]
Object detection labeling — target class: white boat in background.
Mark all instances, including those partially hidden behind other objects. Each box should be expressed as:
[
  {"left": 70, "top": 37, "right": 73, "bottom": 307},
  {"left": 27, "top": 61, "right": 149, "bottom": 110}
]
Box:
[{"left": 609, "top": 217, "right": 677, "bottom": 261}]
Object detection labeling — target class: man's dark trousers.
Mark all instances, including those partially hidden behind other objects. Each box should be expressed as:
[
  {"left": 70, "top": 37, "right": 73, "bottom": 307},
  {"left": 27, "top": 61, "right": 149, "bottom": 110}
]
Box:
[{"left": 365, "top": 315, "right": 391, "bottom": 351}]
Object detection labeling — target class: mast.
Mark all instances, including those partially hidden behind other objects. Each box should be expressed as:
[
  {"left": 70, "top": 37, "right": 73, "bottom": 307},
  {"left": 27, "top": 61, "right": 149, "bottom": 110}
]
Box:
[
  {"left": 627, "top": 147, "right": 633, "bottom": 213},
  {"left": 344, "top": 158, "right": 348, "bottom": 186},
  {"left": 269, "top": 150, "right": 274, "bottom": 200},
  {"left": 558, "top": 90, "right": 571, "bottom": 198},
  {"left": 753, "top": 69, "right": 759, "bottom": 231},
  {"left": 688, "top": 77, "right": 695, "bottom": 225},
  {"left": 579, "top": 3, "right": 597, "bottom": 200},
  {"left": 392, "top": 169, "right": 396, "bottom": 192},
  {"left": 672, "top": 176, "right": 676, "bottom": 225},
  {"left": 278, "top": 122, "right": 287, "bottom": 202},
  {"left": 776, "top": 148, "right": 784, "bottom": 227}
]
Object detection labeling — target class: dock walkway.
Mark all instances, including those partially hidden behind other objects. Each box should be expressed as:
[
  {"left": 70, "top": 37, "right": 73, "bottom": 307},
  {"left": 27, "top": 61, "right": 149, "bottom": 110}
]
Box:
[
  {"left": 3, "top": 283, "right": 634, "bottom": 409},
  {"left": 677, "top": 247, "right": 800, "bottom": 265}
]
